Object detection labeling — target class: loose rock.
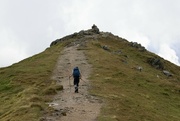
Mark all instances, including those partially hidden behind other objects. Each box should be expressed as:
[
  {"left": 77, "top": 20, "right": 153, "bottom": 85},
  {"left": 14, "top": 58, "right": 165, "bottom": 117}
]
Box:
[{"left": 163, "top": 70, "right": 173, "bottom": 77}]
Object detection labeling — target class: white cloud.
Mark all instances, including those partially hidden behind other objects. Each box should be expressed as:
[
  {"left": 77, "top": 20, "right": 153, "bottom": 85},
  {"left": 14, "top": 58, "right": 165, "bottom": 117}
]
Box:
[
  {"left": 0, "top": 0, "right": 180, "bottom": 67},
  {"left": 158, "top": 44, "right": 180, "bottom": 66},
  {"left": 0, "top": 29, "right": 28, "bottom": 67},
  {"left": 59, "top": 0, "right": 95, "bottom": 33},
  {"left": 0, "top": 47, "right": 28, "bottom": 67},
  {"left": 58, "top": 0, "right": 180, "bottom": 65}
]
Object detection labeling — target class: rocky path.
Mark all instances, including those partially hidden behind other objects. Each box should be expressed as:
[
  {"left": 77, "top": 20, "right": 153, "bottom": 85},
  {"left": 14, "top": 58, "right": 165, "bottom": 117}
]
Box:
[{"left": 45, "top": 45, "right": 102, "bottom": 121}]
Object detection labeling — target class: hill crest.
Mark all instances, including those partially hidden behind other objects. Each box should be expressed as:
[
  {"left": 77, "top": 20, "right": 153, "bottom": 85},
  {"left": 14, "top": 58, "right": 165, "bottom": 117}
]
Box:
[
  {"left": 0, "top": 25, "right": 180, "bottom": 121},
  {"left": 50, "top": 25, "right": 177, "bottom": 77}
]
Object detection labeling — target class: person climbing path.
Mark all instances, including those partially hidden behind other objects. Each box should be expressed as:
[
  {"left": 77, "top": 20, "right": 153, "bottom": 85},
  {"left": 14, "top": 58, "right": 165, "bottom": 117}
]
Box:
[
  {"left": 69, "top": 67, "right": 81, "bottom": 93},
  {"left": 44, "top": 44, "right": 102, "bottom": 121}
]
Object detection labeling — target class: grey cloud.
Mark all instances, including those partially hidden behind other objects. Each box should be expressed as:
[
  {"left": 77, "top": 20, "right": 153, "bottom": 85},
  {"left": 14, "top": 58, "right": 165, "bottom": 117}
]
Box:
[{"left": 0, "top": 0, "right": 180, "bottom": 67}]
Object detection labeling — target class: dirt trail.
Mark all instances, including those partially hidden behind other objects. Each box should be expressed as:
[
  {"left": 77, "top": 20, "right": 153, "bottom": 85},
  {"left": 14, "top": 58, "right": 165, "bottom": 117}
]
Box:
[{"left": 46, "top": 44, "right": 102, "bottom": 121}]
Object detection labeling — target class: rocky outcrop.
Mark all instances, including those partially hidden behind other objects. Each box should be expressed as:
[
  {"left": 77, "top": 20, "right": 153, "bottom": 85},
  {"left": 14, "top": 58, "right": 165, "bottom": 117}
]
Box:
[
  {"left": 147, "top": 57, "right": 164, "bottom": 70},
  {"left": 130, "top": 42, "right": 146, "bottom": 52},
  {"left": 50, "top": 24, "right": 100, "bottom": 46}
]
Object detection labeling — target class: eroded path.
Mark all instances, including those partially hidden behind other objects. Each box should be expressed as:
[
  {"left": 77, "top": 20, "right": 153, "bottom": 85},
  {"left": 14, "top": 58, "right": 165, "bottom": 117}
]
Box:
[{"left": 46, "top": 45, "right": 102, "bottom": 121}]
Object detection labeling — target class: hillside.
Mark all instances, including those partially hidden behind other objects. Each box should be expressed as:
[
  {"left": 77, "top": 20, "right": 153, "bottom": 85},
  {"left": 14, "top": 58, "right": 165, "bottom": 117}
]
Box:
[{"left": 0, "top": 25, "right": 180, "bottom": 121}]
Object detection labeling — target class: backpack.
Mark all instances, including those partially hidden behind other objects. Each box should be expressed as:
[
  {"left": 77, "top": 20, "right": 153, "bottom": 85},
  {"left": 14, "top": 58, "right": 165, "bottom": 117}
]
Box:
[{"left": 73, "top": 67, "right": 80, "bottom": 77}]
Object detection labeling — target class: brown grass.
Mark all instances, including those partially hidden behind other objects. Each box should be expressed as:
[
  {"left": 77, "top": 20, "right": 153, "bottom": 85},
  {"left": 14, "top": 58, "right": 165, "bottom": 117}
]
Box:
[
  {"left": 0, "top": 34, "right": 180, "bottom": 121},
  {"left": 0, "top": 43, "right": 65, "bottom": 121},
  {"left": 84, "top": 37, "right": 180, "bottom": 121}
]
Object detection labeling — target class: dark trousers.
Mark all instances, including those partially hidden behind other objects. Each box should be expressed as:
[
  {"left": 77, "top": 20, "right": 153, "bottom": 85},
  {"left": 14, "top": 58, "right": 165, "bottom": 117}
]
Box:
[
  {"left": 74, "top": 76, "right": 79, "bottom": 92},
  {"left": 74, "top": 76, "right": 80, "bottom": 87}
]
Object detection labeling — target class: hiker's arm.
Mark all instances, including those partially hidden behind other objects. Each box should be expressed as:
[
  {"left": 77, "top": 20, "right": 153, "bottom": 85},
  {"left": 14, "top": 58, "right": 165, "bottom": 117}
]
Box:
[{"left": 69, "top": 70, "right": 73, "bottom": 79}]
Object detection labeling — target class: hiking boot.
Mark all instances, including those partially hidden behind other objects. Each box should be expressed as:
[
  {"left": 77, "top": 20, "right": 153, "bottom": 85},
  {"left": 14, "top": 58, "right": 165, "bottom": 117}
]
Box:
[
  {"left": 75, "top": 86, "right": 78, "bottom": 93},
  {"left": 75, "top": 89, "right": 78, "bottom": 93}
]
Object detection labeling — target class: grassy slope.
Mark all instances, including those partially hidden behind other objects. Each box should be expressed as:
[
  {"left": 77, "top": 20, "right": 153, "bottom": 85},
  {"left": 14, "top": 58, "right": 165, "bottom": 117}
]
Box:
[
  {"left": 0, "top": 43, "right": 64, "bottom": 121},
  {"left": 0, "top": 34, "right": 180, "bottom": 121},
  {"left": 84, "top": 36, "right": 180, "bottom": 121}
]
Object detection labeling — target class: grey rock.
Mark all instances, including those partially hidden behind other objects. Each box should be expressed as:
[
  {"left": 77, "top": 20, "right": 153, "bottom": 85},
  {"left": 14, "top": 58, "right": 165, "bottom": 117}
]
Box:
[
  {"left": 102, "top": 45, "right": 110, "bottom": 51},
  {"left": 130, "top": 42, "right": 146, "bottom": 51},
  {"left": 91, "top": 24, "right": 100, "bottom": 34},
  {"left": 50, "top": 25, "right": 100, "bottom": 46},
  {"left": 163, "top": 70, "right": 173, "bottom": 77},
  {"left": 147, "top": 57, "right": 164, "bottom": 70}
]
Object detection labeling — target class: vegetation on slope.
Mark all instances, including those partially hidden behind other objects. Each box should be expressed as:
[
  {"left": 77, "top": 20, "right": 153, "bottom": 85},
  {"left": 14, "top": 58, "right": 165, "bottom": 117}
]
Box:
[
  {"left": 0, "top": 43, "right": 64, "bottom": 121},
  {"left": 83, "top": 36, "right": 180, "bottom": 121}
]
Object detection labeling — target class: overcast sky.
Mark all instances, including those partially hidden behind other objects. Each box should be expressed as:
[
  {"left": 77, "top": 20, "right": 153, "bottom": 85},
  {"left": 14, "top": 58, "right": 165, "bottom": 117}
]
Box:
[{"left": 0, "top": 0, "right": 180, "bottom": 67}]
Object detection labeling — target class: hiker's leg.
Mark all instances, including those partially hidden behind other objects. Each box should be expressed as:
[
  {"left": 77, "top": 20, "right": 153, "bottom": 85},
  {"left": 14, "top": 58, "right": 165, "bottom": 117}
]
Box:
[
  {"left": 76, "top": 78, "right": 80, "bottom": 93},
  {"left": 74, "top": 77, "right": 79, "bottom": 93},
  {"left": 73, "top": 78, "right": 76, "bottom": 86}
]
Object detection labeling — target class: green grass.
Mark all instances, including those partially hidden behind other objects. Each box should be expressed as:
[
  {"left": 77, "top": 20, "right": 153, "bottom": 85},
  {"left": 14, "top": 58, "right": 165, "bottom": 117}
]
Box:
[
  {"left": 84, "top": 37, "right": 180, "bottom": 121},
  {"left": 0, "top": 43, "right": 65, "bottom": 121}
]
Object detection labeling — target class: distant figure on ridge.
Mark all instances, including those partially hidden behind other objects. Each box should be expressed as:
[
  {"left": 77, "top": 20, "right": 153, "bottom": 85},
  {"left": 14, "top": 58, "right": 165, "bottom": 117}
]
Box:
[{"left": 69, "top": 67, "right": 81, "bottom": 93}]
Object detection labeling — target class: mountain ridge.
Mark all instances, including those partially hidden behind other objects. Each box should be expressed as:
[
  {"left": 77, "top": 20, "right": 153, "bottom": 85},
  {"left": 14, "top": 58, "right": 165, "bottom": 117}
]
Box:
[
  {"left": 0, "top": 25, "right": 180, "bottom": 121},
  {"left": 50, "top": 25, "right": 177, "bottom": 77}
]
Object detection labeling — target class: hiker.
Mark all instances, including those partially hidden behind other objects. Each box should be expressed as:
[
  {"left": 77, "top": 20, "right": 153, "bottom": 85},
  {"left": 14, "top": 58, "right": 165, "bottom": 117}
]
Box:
[{"left": 69, "top": 67, "right": 81, "bottom": 93}]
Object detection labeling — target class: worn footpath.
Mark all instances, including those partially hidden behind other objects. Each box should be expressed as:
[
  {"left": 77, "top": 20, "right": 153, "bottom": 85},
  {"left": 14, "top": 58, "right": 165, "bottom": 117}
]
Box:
[{"left": 45, "top": 44, "right": 102, "bottom": 121}]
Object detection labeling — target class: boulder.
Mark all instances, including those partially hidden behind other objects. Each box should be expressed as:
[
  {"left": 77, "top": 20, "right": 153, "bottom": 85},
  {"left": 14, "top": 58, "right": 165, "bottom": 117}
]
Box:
[
  {"left": 132, "top": 66, "right": 143, "bottom": 72},
  {"left": 163, "top": 70, "right": 173, "bottom": 77},
  {"left": 130, "top": 42, "right": 146, "bottom": 51},
  {"left": 102, "top": 45, "right": 110, "bottom": 51},
  {"left": 137, "top": 66, "right": 143, "bottom": 72},
  {"left": 147, "top": 57, "right": 164, "bottom": 70}
]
